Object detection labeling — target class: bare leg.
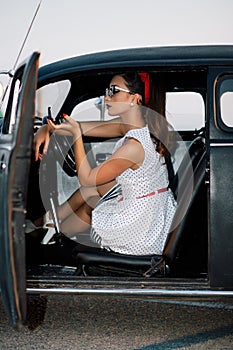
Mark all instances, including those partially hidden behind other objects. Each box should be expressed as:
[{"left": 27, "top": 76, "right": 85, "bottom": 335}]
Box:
[
  {"left": 60, "top": 198, "right": 97, "bottom": 236},
  {"left": 57, "top": 186, "right": 100, "bottom": 222},
  {"left": 57, "top": 180, "right": 117, "bottom": 237}
]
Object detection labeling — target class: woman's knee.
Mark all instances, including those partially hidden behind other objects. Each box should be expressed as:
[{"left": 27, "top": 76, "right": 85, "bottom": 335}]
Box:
[
  {"left": 79, "top": 186, "right": 100, "bottom": 201},
  {"left": 60, "top": 202, "right": 92, "bottom": 237},
  {"left": 96, "top": 181, "right": 117, "bottom": 197}
]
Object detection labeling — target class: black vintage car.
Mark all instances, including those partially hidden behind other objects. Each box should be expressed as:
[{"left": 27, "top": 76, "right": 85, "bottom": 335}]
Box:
[{"left": 0, "top": 45, "right": 233, "bottom": 328}]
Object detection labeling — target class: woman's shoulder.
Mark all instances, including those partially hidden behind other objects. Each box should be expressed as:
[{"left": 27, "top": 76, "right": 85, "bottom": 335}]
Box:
[{"left": 125, "top": 125, "right": 149, "bottom": 139}]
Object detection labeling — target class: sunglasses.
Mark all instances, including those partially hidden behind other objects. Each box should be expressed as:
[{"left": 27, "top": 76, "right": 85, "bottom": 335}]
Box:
[{"left": 105, "top": 85, "right": 133, "bottom": 97}]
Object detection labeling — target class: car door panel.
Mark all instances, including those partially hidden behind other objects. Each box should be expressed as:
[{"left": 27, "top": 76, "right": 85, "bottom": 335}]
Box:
[{"left": 0, "top": 52, "right": 40, "bottom": 327}]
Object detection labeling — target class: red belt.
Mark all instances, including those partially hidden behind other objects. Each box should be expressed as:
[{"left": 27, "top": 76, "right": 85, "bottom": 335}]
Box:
[{"left": 118, "top": 187, "right": 168, "bottom": 202}]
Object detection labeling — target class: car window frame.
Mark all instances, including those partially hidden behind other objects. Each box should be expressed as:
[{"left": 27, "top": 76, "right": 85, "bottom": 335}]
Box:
[{"left": 215, "top": 73, "right": 233, "bottom": 133}]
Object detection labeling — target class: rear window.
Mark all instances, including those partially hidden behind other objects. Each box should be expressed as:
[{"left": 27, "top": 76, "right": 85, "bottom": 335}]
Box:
[
  {"left": 166, "top": 92, "right": 205, "bottom": 131},
  {"left": 218, "top": 76, "right": 233, "bottom": 130}
]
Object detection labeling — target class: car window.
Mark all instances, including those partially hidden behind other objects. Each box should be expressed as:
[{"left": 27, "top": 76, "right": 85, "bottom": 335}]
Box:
[
  {"left": 165, "top": 91, "right": 205, "bottom": 172},
  {"left": 219, "top": 78, "right": 233, "bottom": 129},
  {"left": 36, "top": 80, "right": 71, "bottom": 120},
  {"left": 71, "top": 92, "right": 206, "bottom": 172},
  {"left": 166, "top": 92, "right": 205, "bottom": 131},
  {"left": 8, "top": 79, "right": 21, "bottom": 133},
  {"left": 71, "top": 96, "right": 113, "bottom": 122},
  {"left": 71, "top": 91, "right": 205, "bottom": 129}
]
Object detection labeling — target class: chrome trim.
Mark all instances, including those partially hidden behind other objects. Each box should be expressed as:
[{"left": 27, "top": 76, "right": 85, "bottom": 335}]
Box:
[
  {"left": 26, "top": 287, "right": 233, "bottom": 297},
  {"left": 210, "top": 143, "right": 233, "bottom": 147}
]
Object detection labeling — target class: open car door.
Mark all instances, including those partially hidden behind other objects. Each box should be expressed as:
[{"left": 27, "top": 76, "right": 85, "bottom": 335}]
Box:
[{"left": 0, "top": 52, "right": 40, "bottom": 327}]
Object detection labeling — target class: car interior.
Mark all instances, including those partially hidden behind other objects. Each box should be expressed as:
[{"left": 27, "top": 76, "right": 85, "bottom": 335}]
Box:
[{"left": 26, "top": 68, "right": 208, "bottom": 281}]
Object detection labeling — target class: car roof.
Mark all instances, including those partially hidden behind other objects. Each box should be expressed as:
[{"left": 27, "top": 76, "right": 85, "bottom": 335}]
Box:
[{"left": 38, "top": 45, "right": 233, "bottom": 83}]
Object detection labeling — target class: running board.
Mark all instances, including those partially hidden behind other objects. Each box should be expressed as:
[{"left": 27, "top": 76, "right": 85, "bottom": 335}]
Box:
[{"left": 26, "top": 286, "right": 233, "bottom": 298}]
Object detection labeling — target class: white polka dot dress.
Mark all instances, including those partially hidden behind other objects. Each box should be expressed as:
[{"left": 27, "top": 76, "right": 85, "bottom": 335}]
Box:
[{"left": 91, "top": 125, "right": 177, "bottom": 255}]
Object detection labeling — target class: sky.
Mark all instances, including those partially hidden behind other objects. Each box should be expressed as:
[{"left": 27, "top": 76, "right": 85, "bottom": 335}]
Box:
[{"left": 1, "top": 0, "right": 233, "bottom": 75}]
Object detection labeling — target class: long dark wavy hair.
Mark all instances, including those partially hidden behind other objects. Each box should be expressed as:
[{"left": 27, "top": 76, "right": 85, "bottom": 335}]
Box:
[{"left": 120, "top": 72, "right": 170, "bottom": 159}]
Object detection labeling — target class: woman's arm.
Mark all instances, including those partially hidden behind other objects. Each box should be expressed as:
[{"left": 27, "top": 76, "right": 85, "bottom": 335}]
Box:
[
  {"left": 76, "top": 117, "right": 123, "bottom": 138},
  {"left": 47, "top": 115, "right": 144, "bottom": 187},
  {"left": 33, "top": 117, "right": 123, "bottom": 161}
]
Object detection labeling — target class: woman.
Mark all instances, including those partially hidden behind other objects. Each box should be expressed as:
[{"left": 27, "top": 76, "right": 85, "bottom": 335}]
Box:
[{"left": 36, "top": 72, "right": 176, "bottom": 255}]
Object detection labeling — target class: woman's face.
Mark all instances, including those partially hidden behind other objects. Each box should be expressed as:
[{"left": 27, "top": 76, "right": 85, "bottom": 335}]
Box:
[{"left": 105, "top": 75, "right": 135, "bottom": 116}]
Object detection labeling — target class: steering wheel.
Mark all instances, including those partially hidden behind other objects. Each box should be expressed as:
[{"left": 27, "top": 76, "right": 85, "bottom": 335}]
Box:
[
  {"left": 42, "top": 110, "right": 77, "bottom": 177},
  {"left": 48, "top": 134, "right": 77, "bottom": 177}
]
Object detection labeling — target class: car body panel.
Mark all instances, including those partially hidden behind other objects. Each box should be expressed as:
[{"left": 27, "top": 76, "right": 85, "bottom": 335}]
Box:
[
  {"left": 38, "top": 45, "right": 233, "bottom": 84},
  {"left": 206, "top": 67, "right": 233, "bottom": 288},
  {"left": 0, "top": 52, "right": 39, "bottom": 327}
]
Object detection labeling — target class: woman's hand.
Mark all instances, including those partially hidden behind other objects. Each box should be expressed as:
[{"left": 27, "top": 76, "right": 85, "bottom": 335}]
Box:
[
  {"left": 34, "top": 124, "right": 51, "bottom": 161},
  {"left": 47, "top": 114, "right": 82, "bottom": 140}
]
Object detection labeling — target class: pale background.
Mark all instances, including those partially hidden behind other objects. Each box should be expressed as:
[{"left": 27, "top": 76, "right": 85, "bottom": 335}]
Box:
[
  {"left": 0, "top": 0, "right": 232, "bottom": 126},
  {"left": 1, "top": 0, "right": 232, "bottom": 214},
  {"left": 1, "top": 0, "right": 233, "bottom": 73}
]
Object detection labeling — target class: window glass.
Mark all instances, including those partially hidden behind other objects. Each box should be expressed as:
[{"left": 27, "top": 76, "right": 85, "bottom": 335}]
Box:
[
  {"left": 9, "top": 79, "right": 20, "bottom": 133},
  {"left": 220, "top": 79, "right": 233, "bottom": 128},
  {"left": 166, "top": 92, "right": 205, "bottom": 131},
  {"left": 36, "top": 80, "right": 71, "bottom": 119},
  {"left": 165, "top": 92, "right": 205, "bottom": 172},
  {"left": 71, "top": 96, "right": 115, "bottom": 122}
]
